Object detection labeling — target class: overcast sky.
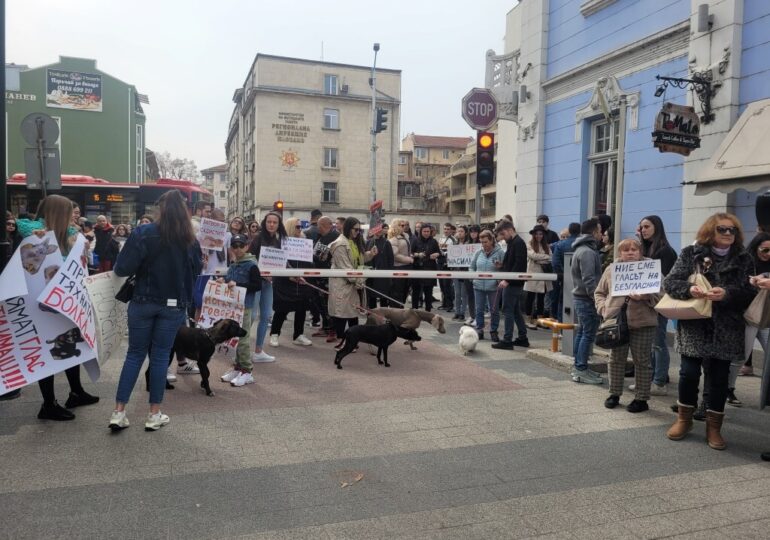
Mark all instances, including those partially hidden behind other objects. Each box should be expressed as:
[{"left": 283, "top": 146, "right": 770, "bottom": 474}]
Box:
[{"left": 9, "top": 0, "right": 515, "bottom": 171}]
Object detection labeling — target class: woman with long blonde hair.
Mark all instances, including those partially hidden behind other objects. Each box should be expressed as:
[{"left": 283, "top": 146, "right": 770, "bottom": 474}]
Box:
[{"left": 388, "top": 219, "right": 413, "bottom": 305}]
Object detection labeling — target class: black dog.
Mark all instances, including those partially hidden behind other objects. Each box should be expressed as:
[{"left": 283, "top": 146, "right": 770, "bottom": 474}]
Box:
[
  {"left": 145, "top": 319, "right": 247, "bottom": 396},
  {"left": 334, "top": 323, "right": 421, "bottom": 370},
  {"left": 47, "top": 328, "right": 85, "bottom": 360}
]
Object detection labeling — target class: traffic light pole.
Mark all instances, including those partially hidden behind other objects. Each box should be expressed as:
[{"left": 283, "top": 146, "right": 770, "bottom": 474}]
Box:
[
  {"left": 370, "top": 43, "right": 379, "bottom": 204},
  {"left": 475, "top": 130, "right": 481, "bottom": 224}
]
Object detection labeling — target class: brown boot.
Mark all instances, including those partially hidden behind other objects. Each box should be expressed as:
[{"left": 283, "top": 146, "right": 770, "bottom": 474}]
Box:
[
  {"left": 667, "top": 402, "right": 695, "bottom": 440},
  {"left": 705, "top": 410, "right": 726, "bottom": 450}
]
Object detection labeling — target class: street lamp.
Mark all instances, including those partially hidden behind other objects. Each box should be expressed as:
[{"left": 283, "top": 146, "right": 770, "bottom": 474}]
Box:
[{"left": 370, "top": 43, "right": 380, "bottom": 204}]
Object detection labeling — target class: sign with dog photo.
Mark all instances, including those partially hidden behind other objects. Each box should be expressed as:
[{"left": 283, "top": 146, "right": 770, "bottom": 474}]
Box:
[
  {"left": 0, "top": 232, "right": 96, "bottom": 394},
  {"left": 197, "top": 218, "right": 228, "bottom": 250},
  {"left": 197, "top": 280, "right": 246, "bottom": 360}
]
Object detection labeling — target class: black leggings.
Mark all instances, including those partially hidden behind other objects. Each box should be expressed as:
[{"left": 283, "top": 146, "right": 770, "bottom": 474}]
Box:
[
  {"left": 333, "top": 317, "right": 359, "bottom": 337},
  {"left": 270, "top": 309, "right": 306, "bottom": 340},
  {"left": 38, "top": 366, "right": 85, "bottom": 406}
]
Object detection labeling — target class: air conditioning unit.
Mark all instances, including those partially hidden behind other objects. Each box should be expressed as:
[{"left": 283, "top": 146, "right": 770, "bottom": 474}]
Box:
[{"left": 341, "top": 84, "right": 349, "bottom": 94}]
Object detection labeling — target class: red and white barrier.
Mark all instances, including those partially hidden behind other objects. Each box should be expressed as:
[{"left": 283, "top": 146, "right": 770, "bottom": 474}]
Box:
[{"left": 258, "top": 268, "right": 557, "bottom": 281}]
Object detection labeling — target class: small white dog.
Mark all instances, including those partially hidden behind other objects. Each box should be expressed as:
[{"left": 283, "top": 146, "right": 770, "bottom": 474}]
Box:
[{"left": 458, "top": 325, "right": 479, "bottom": 355}]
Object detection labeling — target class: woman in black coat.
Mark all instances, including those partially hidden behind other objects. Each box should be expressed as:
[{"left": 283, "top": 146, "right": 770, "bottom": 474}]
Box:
[
  {"left": 664, "top": 213, "right": 754, "bottom": 451},
  {"left": 366, "top": 225, "right": 395, "bottom": 308},
  {"left": 410, "top": 224, "right": 441, "bottom": 312}
]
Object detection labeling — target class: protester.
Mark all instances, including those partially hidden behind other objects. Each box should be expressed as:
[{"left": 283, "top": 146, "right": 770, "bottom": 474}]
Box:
[
  {"left": 559, "top": 228, "right": 569, "bottom": 240},
  {"left": 664, "top": 213, "right": 754, "bottom": 450},
  {"left": 410, "top": 224, "right": 441, "bottom": 312},
  {"left": 595, "top": 238, "right": 661, "bottom": 413},
  {"left": 303, "top": 209, "right": 323, "bottom": 242},
  {"left": 94, "top": 215, "right": 118, "bottom": 272},
  {"left": 739, "top": 232, "right": 770, "bottom": 379},
  {"left": 229, "top": 216, "right": 246, "bottom": 237},
  {"left": 571, "top": 218, "right": 604, "bottom": 384},
  {"left": 365, "top": 224, "right": 395, "bottom": 309},
  {"left": 219, "top": 233, "right": 261, "bottom": 387},
  {"left": 328, "top": 217, "right": 376, "bottom": 344},
  {"left": 72, "top": 203, "right": 81, "bottom": 226},
  {"left": 248, "top": 212, "right": 285, "bottom": 362},
  {"left": 139, "top": 214, "right": 154, "bottom": 225},
  {"left": 452, "top": 225, "right": 476, "bottom": 322},
  {"left": 438, "top": 223, "right": 457, "bottom": 311},
  {"left": 638, "top": 215, "right": 678, "bottom": 394},
  {"left": 113, "top": 223, "right": 130, "bottom": 250},
  {"left": 523, "top": 224, "right": 553, "bottom": 328},
  {"left": 600, "top": 227, "right": 615, "bottom": 272},
  {"left": 402, "top": 220, "right": 414, "bottom": 240},
  {"left": 492, "top": 221, "right": 529, "bottom": 349},
  {"left": 269, "top": 217, "right": 313, "bottom": 347},
  {"left": 6, "top": 215, "right": 22, "bottom": 251},
  {"left": 748, "top": 271, "right": 770, "bottom": 461},
  {"left": 191, "top": 201, "right": 211, "bottom": 234},
  {"left": 389, "top": 219, "right": 413, "bottom": 307},
  {"left": 335, "top": 217, "right": 346, "bottom": 232},
  {"left": 17, "top": 195, "right": 99, "bottom": 420},
  {"left": 551, "top": 222, "right": 580, "bottom": 322},
  {"left": 109, "top": 190, "right": 202, "bottom": 431},
  {"left": 536, "top": 215, "right": 560, "bottom": 245},
  {"left": 470, "top": 230, "right": 503, "bottom": 341},
  {"left": 312, "top": 216, "right": 340, "bottom": 341},
  {"left": 247, "top": 221, "right": 260, "bottom": 242}
]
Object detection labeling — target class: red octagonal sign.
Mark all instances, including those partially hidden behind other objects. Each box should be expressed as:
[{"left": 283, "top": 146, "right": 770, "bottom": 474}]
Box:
[{"left": 462, "top": 88, "right": 498, "bottom": 131}]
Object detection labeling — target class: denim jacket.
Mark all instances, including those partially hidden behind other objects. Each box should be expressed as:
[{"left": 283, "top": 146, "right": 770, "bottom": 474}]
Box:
[
  {"left": 114, "top": 223, "right": 202, "bottom": 308},
  {"left": 226, "top": 254, "right": 261, "bottom": 310}
]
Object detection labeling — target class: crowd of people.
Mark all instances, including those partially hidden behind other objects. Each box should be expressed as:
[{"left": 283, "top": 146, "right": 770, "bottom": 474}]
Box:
[{"left": 3, "top": 196, "right": 770, "bottom": 460}]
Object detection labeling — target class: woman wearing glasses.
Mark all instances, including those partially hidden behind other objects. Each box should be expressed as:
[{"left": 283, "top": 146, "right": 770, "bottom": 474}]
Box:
[
  {"left": 664, "top": 213, "right": 754, "bottom": 450},
  {"left": 6, "top": 215, "right": 22, "bottom": 251}
]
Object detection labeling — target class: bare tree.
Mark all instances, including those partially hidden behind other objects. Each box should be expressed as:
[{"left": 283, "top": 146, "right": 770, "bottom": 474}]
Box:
[{"left": 155, "top": 151, "right": 200, "bottom": 182}]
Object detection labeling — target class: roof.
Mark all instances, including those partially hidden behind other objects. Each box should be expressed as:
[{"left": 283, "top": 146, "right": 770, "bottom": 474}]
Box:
[
  {"left": 410, "top": 135, "right": 474, "bottom": 149},
  {"left": 201, "top": 164, "right": 228, "bottom": 174}
]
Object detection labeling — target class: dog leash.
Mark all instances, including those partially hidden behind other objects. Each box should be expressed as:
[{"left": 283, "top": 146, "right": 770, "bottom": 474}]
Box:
[
  {"left": 300, "top": 278, "right": 390, "bottom": 324},
  {"left": 362, "top": 284, "right": 405, "bottom": 308}
]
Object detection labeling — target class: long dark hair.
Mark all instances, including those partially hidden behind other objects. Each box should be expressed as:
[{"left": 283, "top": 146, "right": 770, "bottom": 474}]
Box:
[
  {"left": 157, "top": 190, "right": 196, "bottom": 246},
  {"left": 342, "top": 217, "right": 365, "bottom": 252},
  {"left": 747, "top": 232, "right": 770, "bottom": 267},
  {"left": 258, "top": 211, "right": 287, "bottom": 245},
  {"left": 640, "top": 215, "right": 671, "bottom": 257},
  {"left": 457, "top": 225, "right": 469, "bottom": 244}
]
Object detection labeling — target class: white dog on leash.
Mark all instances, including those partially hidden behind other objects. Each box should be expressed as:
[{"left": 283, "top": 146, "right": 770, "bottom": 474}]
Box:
[{"left": 458, "top": 325, "right": 479, "bottom": 355}]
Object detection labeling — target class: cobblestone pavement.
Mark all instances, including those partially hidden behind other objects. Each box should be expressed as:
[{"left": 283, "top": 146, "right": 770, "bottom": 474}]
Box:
[{"left": 2, "top": 309, "right": 770, "bottom": 539}]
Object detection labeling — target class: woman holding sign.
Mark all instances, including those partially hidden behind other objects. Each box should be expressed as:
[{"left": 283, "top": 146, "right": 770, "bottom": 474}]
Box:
[
  {"left": 595, "top": 238, "right": 661, "bottom": 413},
  {"left": 664, "top": 213, "right": 753, "bottom": 450}
]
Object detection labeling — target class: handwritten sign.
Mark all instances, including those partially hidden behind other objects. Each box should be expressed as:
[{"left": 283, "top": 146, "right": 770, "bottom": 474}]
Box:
[
  {"left": 611, "top": 259, "right": 662, "bottom": 297},
  {"left": 84, "top": 271, "right": 128, "bottom": 366},
  {"left": 283, "top": 237, "right": 313, "bottom": 262},
  {"left": 447, "top": 244, "right": 481, "bottom": 268},
  {"left": 197, "top": 218, "right": 227, "bottom": 250},
  {"left": 198, "top": 280, "right": 246, "bottom": 359},
  {"left": 258, "top": 247, "right": 288, "bottom": 271}
]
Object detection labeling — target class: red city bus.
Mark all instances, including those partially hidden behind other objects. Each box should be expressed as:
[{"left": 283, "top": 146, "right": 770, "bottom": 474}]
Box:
[{"left": 7, "top": 174, "right": 214, "bottom": 225}]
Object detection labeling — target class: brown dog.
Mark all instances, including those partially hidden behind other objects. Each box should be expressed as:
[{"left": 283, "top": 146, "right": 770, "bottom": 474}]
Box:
[{"left": 366, "top": 307, "right": 445, "bottom": 350}]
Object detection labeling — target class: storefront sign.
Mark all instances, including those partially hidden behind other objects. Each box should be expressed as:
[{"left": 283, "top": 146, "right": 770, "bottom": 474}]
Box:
[
  {"left": 46, "top": 69, "right": 102, "bottom": 112},
  {"left": 652, "top": 102, "right": 700, "bottom": 156},
  {"left": 5, "top": 92, "right": 37, "bottom": 102}
]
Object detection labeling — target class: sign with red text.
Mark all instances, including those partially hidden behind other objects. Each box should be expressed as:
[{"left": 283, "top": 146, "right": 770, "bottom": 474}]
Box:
[
  {"left": 610, "top": 259, "right": 662, "bottom": 297},
  {"left": 197, "top": 218, "right": 228, "bottom": 250},
  {"left": 197, "top": 280, "right": 246, "bottom": 359},
  {"left": 447, "top": 244, "right": 481, "bottom": 268}
]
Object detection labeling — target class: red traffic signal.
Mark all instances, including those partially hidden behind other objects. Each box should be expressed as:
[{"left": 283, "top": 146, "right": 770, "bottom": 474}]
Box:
[{"left": 476, "top": 132, "right": 495, "bottom": 187}]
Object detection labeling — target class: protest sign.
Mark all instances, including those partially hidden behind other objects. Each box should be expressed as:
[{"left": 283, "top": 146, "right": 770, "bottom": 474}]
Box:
[
  {"left": 368, "top": 200, "right": 385, "bottom": 236},
  {"left": 84, "top": 271, "right": 128, "bottom": 366},
  {"left": 258, "top": 246, "right": 288, "bottom": 271},
  {"left": 610, "top": 259, "right": 662, "bottom": 297},
  {"left": 447, "top": 244, "right": 481, "bottom": 268},
  {"left": 283, "top": 237, "right": 313, "bottom": 262},
  {"left": 197, "top": 218, "right": 227, "bottom": 250},
  {"left": 197, "top": 280, "right": 246, "bottom": 359}
]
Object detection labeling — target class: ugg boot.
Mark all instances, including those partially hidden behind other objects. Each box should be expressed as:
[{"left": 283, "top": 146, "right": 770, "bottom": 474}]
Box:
[
  {"left": 667, "top": 402, "right": 695, "bottom": 440},
  {"left": 705, "top": 410, "right": 726, "bottom": 450}
]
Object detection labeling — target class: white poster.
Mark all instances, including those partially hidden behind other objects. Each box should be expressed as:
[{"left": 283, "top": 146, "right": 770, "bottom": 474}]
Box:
[
  {"left": 258, "top": 246, "right": 288, "bottom": 271},
  {"left": 84, "top": 271, "right": 128, "bottom": 366},
  {"left": 197, "top": 218, "right": 228, "bottom": 250},
  {"left": 611, "top": 259, "right": 662, "bottom": 297},
  {"left": 447, "top": 244, "right": 481, "bottom": 268},
  {"left": 283, "top": 237, "right": 313, "bottom": 262},
  {"left": 197, "top": 280, "right": 246, "bottom": 360}
]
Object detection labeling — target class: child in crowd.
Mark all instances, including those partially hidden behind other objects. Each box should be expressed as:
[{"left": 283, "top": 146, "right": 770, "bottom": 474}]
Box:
[{"left": 218, "top": 234, "right": 262, "bottom": 387}]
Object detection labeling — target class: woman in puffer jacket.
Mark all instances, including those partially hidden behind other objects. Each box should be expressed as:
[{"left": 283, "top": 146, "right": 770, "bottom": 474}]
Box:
[
  {"left": 469, "top": 230, "right": 504, "bottom": 341},
  {"left": 595, "top": 238, "right": 662, "bottom": 414}
]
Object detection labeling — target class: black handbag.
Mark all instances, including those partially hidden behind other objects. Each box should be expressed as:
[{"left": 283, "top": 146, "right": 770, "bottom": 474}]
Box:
[
  {"left": 115, "top": 275, "right": 136, "bottom": 303},
  {"left": 594, "top": 297, "right": 631, "bottom": 350}
]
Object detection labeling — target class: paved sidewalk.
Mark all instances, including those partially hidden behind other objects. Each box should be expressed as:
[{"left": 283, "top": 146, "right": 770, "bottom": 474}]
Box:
[{"left": 2, "top": 313, "right": 770, "bottom": 539}]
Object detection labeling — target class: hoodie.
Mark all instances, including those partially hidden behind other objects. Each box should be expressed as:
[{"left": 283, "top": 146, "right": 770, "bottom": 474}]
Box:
[
  {"left": 571, "top": 234, "right": 602, "bottom": 299},
  {"left": 225, "top": 252, "right": 261, "bottom": 310}
]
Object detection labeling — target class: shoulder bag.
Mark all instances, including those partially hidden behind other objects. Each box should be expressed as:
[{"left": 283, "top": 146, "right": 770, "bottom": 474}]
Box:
[
  {"left": 595, "top": 297, "right": 630, "bottom": 350},
  {"left": 745, "top": 289, "right": 770, "bottom": 328},
  {"left": 654, "top": 271, "right": 712, "bottom": 320},
  {"left": 114, "top": 241, "right": 162, "bottom": 303}
]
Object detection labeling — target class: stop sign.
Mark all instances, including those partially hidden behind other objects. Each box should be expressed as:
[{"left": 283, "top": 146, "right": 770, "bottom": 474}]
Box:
[{"left": 462, "top": 88, "right": 498, "bottom": 130}]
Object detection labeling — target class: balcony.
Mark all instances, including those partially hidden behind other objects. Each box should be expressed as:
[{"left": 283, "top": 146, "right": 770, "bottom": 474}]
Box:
[
  {"left": 451, "top": 187, "right": 466, "bottom": 196},
  {"left": 481, "top": 207, "right": 496, "bottom": 218}
]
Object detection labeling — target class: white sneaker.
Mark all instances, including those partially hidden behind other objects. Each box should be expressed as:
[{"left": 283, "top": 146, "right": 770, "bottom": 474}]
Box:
[
  {"left": 231, "top": 371, "right": 255, "bottom": 387},
  {"left": 177, "top": 361, "right": 200, "bottom": 375},
  {"left": 628, "top": 384, "right": 636, "bottom": 391},
  {"left": 465, "top": 317, "right": 475, "bottom": 325},
  {"left": 252, "top": 351, "right": 276, "bottom": 363},
  {"left": 166, "top": 367, "right": 177, "bottom": 383},
  {"left": 109, "top": 410, "right": 129, "bottom": 431},
  {"left": 269, "top": 335, "right": 280, "bottom": 347},
  {"left": 144, "top": 411, "right": 170, "bottom": 431},
  {"left": 650, "top": 383, "right": 668, "bottom": 396},
  {"left": 220, "top": 369, "right": 240, "bottom": 383},
  {"left": 293, "top": 335, "right": 312, "bottom": 346}
]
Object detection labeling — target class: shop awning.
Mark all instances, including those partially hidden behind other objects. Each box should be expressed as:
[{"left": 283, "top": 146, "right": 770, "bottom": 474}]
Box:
[{"left": 692, "top": 98, "right": 770, "bottom": 195}]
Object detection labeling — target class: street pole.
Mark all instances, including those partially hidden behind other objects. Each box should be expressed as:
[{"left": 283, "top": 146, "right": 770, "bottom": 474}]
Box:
[
  {"left": 0, "top": 0, "right": 9, "bottom": 272},
  {"left": 370, "top": 43, "right": 379, "bottom": 204},
  {"left": 475, "top": 130, "right": 481, "bottom": 224},
  {"left": 612, "top": 96, "right": 627, "bottom": 257}
]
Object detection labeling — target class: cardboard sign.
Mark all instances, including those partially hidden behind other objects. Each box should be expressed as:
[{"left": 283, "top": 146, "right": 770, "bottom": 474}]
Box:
[
  {"left": 197, "top": 280, "right": 246, "bottom": 359},
  {"left": 447, "top": 244, "right": 481, "bottom": 268},
  {"left": 84, "top": 271, "right": 128, "bottom": 366},
  {"left": 610, "top": 259, "right": 662, "bottom": 297},
  {"left": 197, "top": 218, "right": 228, "bottom": 250},
  {"left": 283, "top": 237, "right": 313, "bottom": 262},
  {"left": 258, "top": 246, "right": 288, "bottom": 271}
]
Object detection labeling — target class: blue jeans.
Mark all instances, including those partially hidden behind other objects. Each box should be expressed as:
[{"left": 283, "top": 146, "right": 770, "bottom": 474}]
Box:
[
  {"left": 254, "top": 281, "right": 273, "bottom": 348},
  {"left": 650, "top": 314, "right": 670, "bottom": 386},
  {"left": 573, "top": 297, "right": 600, "bottom": 371},
  {"left": 502, "top": 286, "right": 527, "bottom": 342},
  {"left": 474, "top": 289, "right": 499, "bottom": 332},
  {"left": 453, "top": 279, "right": 466, "bottom": 317},
  {"left": 116, "top": 302, "right": 187, "bottom": 405}
]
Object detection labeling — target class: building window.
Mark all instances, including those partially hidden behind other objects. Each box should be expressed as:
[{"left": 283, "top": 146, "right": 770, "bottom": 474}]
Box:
[
  {"left": 324, "top": 74, "right": 338, "bottom": 95},
  {"left": 415, "top": 167, "right": 423, "bottom": 178},
  {"left": 322, "top": 182, "right": 338, "bottom": 203},
  {"left": 135, "top": 124, "right": 144, "bottom": 183},
  {"left": 323, "top": 108, "right": 339, "bottom": 129},
  {"left": 323, "top": 148, "right": 338, "bottom": 168},
  {"left": 442, "top": 149, "right": 450, "bottom": 159},
  {"left": 399, "top": 155, "right": 407, "bottom": 165},
  {"left": 415, "top": 147, "right": 427, "bottom": 160},
  {"left": 404, "top": 185, "right": 414, "bottom": 197},
  {"left": 588, "top": 117, "right": 620, "bottom": 217}
]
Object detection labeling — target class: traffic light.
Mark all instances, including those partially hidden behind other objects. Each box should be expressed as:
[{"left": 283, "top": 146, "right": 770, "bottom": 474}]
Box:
[
  {"left": 476, "top": 132, "right": 495, "bottom": 187},
  {"left": 375, "top": 107, "right": 388, "bottom": 133},
  {"left": 273, "top": 200, "right": 284, "bottom": 217}
]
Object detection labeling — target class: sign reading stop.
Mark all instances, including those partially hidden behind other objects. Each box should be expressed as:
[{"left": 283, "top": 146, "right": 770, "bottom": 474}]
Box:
[{"left": 462, "top": 88, "right": 498, "bottom": 130}]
